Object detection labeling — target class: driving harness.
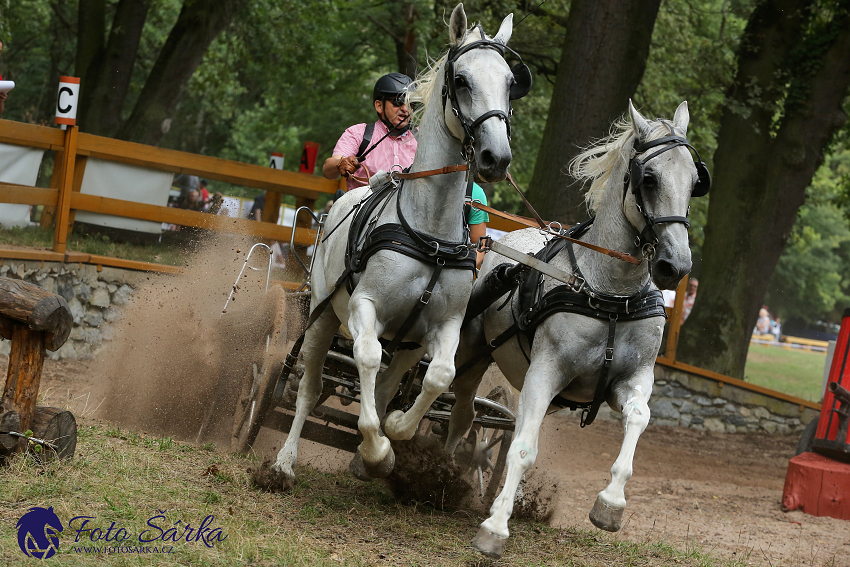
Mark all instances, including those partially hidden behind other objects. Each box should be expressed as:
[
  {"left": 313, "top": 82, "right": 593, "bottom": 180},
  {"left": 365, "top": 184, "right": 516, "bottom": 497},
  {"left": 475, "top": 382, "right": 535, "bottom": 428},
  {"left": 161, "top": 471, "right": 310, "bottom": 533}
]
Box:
[
  {"left": 295, "top": 33, "right": 531, "bottom": 357},
  {"left": 456, "top": 129, "right": 710, "bottom": 427}
]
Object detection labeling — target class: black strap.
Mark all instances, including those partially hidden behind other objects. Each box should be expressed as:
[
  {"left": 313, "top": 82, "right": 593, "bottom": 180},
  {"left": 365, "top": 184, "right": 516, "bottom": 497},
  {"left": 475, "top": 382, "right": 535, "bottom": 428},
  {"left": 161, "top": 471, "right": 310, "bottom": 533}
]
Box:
[
  {"left": 581, "top": 314, "right": 618, "bottom": 427},
  {"left": 356, "top": 122, "right": 375, "bottom": 162},
  {"left": 455, "top": 322, "right": 520, "bottom": 378},
  {"left": 383, "top": 259, "right": 445, "bottom": 356}
]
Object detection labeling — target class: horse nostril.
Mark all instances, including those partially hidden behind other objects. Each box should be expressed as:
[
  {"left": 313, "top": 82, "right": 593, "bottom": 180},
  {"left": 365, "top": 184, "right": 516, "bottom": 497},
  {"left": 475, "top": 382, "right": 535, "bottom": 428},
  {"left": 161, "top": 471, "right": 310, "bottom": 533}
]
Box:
[
  {"left": 654, "top": 260, "right": 678, "bottom": 283},
  {"left": 477, "top": 148, "right": 511, "bottom": 180},
  {"left": 480, "top": 149, "right": 496, "bottom": 169}
]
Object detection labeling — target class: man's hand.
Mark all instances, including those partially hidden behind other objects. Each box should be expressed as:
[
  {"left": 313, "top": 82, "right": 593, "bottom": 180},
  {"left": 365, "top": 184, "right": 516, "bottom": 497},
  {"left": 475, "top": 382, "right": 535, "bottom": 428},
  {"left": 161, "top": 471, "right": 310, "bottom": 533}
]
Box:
[{"left": 337, "top": 156, "right": 360, "bottom": 178}]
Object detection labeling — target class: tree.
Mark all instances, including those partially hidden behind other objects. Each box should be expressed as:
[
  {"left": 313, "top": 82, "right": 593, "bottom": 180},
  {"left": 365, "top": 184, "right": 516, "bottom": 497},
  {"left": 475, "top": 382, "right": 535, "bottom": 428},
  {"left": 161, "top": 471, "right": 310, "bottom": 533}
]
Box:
[
  {"left": 677, "top": 0, "right": 850, "bottom": 378},
  {"left": 525, "top": 0, "right": 662, "bottom": 225},
  {"left": 69, "top": 0, "right": 242, "bottom": 145}
]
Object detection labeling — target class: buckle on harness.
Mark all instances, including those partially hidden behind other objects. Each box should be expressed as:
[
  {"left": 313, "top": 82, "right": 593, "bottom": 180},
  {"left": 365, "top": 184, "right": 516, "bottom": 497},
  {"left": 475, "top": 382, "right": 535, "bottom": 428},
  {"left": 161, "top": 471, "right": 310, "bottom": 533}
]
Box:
[
  {"left": 420, "top": 289, "right": 433, "bottom": 304},
  {"left": 428, "top": 240, "right": 440, "bottom": 256},
  {"left": 604, "top": 347, "right": 614, "bottom": 362}
]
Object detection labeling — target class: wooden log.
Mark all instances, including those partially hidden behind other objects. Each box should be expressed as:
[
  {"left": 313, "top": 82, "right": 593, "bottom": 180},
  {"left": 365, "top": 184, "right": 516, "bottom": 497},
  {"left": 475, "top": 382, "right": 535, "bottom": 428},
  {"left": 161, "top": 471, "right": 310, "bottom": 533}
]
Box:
[
  {"left": 2, "top": 324, "right": 45, "bottom": 435},
  {"left": 29, "top": 406, "right": 76, "bottom": 460},
  {"left": 0, "top": 277, "right": 72, "bottom": 350},
  {"left": 0, "top": 410, "right": 20, "bottom": 451}
]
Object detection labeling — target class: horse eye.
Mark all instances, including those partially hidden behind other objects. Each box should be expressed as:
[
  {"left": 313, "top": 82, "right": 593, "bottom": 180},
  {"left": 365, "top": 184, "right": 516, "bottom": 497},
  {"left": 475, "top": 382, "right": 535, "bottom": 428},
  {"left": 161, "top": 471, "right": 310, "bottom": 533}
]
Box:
[
  {"left": 455, "top": 76, "right": 468, "bottom": 89},
  {"left": 643, "top": 174, "right": 657, "bottom": 188}
]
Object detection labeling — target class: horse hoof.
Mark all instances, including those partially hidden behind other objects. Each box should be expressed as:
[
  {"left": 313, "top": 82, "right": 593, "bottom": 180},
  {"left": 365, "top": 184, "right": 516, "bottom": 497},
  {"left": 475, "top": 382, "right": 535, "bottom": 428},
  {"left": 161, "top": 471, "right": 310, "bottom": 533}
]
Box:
[
  {"left": 348, "top": 451, "right": 373, "bottom": 482},
  {"left": 383, "top": 410, "right": 409, "bottom": 440},
  {"left": 361, "top": 446, "right": 395, "bottom": 478},
  {"left": 471, "top": 526, "right": 507, "bottom": 559},
  {"left": 249, "top": 461, "right": 295, "bottom": 493},
  {"left": 589, "top": 496, "right": 624, "bottom": 532}
]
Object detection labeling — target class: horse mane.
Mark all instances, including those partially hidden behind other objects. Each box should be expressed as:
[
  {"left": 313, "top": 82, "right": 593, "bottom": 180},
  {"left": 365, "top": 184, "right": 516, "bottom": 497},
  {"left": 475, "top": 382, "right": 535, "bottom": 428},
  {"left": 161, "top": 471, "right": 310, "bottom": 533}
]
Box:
[
  {"left": 406, "top": 24, "right": 487, "bottom": 125},
  {"left": 570, "top": 116, "right": 676, "bottom": 213}
]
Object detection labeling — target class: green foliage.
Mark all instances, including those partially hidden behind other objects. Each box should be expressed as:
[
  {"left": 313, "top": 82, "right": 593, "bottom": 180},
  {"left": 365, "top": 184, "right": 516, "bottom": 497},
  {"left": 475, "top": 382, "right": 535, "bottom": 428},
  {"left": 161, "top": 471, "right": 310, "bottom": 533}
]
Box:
[{"left": 765, "top": 149, "right": 850, "bottom": 324}]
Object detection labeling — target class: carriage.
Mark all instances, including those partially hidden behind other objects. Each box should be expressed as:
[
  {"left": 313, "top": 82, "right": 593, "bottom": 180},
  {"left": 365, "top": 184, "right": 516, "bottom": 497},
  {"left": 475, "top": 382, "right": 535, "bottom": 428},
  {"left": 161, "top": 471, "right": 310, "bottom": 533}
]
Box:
[
  {"left": 219, "top": 236, "right": 516, "bottom": 503},
  {"left": 201, "top": 4, "right": 708, "bottom": 559}
]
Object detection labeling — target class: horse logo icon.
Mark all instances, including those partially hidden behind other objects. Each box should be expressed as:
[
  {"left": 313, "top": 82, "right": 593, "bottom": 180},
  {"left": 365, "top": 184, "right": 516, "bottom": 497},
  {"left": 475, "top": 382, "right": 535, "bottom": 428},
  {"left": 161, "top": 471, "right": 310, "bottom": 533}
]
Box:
[{"left": 17, "top": 506, "right": 63, "bottom": 559}]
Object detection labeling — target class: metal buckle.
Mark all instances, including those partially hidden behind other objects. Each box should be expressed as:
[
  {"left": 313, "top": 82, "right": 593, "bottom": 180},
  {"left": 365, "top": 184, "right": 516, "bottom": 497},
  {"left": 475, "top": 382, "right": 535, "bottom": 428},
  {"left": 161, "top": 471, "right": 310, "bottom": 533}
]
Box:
[
  {"left": 580, "top": 407, "right": 590, "bottom": 428},
  {"left": 548, "top": 221, "right": 563, "bottom": 234},
  {"left": 428, "top": 241, "right": 440, "bottom": 256},
  {"left": 420, "top": 289, "right": 433, "bottom": 304},
  {"left": 477, "top": 236, "right": 492, "bottom": 253},
  {"left": 605, "top": 347, "right": 614, "bottom": 362}
]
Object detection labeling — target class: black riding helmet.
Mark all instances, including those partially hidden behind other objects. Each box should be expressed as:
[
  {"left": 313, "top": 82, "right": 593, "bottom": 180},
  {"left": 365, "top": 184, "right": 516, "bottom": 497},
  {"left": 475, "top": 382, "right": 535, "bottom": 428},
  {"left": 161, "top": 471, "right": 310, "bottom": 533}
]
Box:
[{"left": 373, "top": 72, "right": 412, "bottom": 134}]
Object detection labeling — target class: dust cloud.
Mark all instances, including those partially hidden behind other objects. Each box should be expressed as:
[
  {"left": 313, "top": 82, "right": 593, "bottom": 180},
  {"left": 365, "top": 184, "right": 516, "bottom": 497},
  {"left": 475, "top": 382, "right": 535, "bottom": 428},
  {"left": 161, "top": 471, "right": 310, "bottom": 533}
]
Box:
[{"left": 95, "top": 232, "right": 297, "bottom": 448}]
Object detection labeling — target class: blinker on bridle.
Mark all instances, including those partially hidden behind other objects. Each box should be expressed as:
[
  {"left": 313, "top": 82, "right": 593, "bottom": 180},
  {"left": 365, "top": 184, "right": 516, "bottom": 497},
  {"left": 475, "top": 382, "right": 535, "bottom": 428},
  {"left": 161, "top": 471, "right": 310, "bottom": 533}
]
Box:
[
  {"left": 624, "top": 123, "right": 711, "bottom": 259},
  {"left": 441, "top": 26, "right": 532, "bottom": 162}
]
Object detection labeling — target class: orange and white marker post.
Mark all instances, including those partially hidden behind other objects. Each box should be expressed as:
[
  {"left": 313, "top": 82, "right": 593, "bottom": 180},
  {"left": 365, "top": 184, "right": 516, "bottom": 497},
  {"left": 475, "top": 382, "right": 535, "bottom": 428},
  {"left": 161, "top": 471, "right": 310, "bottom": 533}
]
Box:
[
  {"left": 55, "top": 76, "right": 80, "bottom": 127},
  {"left": 269, "top": 152, "right": 284, "bottom": 170}
]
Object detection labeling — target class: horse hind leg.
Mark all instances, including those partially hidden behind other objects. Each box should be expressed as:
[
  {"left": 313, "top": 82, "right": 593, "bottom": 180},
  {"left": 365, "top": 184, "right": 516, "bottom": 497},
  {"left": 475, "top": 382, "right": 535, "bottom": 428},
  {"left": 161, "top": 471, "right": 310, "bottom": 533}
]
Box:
[
  {"left": 268, "top": 307, "right": 339, "bottom": 486},
  {"left": 590, "top": 379, "right": 652, "bottom": 532}
]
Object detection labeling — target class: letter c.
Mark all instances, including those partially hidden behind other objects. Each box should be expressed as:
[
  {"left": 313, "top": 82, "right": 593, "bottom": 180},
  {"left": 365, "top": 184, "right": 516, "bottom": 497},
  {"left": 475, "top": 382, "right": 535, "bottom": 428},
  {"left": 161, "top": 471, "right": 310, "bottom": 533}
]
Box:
[{"left": 57, "top": 86, "right": 74, "bottom": 114}]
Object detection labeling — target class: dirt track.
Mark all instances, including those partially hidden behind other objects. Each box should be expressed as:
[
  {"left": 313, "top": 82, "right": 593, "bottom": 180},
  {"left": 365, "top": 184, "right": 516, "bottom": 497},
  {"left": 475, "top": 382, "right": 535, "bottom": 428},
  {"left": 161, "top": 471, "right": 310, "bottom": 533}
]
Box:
[{"left": 26, "top": 355, "right": 848, "bottom": 567}]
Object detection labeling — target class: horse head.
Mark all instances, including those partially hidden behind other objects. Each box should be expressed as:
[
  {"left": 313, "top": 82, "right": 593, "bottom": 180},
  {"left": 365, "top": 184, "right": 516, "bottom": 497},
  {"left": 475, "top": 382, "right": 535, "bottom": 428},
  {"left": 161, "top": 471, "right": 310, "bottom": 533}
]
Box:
[
  {"left": 441, "top": 4, "right": 522, "bottom": 183},
  {"left": 623, "top": 101, "right": 704, "bottom": 290}
]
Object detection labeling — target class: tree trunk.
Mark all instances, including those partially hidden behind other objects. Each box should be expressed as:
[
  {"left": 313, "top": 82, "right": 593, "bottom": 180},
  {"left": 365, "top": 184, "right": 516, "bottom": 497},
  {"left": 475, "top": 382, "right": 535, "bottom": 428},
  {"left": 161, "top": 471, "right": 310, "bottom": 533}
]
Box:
[
  {"left": 677, "top": 0, "right": 850, "bottom": 378},
  {"left": 75, "top": 0, "right": 106, "bottom": 89},
  {"left": 395, "top": 2, "right": 418, "bottom": 79},
  {"left": 30, "top": 407, "right": 77, "bottom": 461},
  {"left": 116, "top": 0, "right": 241, "bottom": 146},
  {"left": 526, "top": 0, "right": 661, "bottom": 225},
  {"left": 79, "top": 0, "right": 151, "bottom": 136}
]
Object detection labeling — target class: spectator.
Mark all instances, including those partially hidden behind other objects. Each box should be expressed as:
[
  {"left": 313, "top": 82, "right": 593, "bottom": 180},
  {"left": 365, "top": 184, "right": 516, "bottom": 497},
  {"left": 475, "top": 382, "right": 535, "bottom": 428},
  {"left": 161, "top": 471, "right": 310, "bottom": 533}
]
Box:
[
  {"left": 172, "top": 174, "right": 199, "bottom": 207},
  {"left": 756, "top": 307, "right": 771, "bottom": 335},
  {"left": 770, "top": 316, "right": 782, "bottom": 341},
  {"left": 199, "top": 179, "right": 210, "bottom": 210},
  {"left": 681, "top": 278, "right": 698, "bottom": 323},
  {"left": 249, "top": 192, "right": 265, "bottom": 220},
  {"left": 208, "top": 192, "right": 224, "bottom": 215}
]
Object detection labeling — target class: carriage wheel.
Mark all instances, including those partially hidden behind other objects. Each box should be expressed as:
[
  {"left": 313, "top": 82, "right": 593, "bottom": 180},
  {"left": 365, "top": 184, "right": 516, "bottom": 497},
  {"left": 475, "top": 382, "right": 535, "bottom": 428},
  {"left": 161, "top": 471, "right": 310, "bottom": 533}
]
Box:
[
  {"left": 231, "top": 292, "right": 289, "bottom": 453},
  {"left": 460, "top": 386, "right": 514, "bottom": 503}
]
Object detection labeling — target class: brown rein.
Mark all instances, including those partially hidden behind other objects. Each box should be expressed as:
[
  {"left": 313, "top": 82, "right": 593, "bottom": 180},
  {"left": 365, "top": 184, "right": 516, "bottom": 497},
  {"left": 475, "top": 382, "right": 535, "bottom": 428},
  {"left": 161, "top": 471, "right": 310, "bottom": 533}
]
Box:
[{"left": 351, "top": 163, "right": 641, "bottom": 265}]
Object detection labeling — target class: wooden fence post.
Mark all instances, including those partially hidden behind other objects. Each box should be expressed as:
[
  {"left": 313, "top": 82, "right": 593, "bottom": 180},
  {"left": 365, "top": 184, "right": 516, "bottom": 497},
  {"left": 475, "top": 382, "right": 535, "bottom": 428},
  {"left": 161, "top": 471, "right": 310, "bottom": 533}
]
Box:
[
  {"left": 665, "top": 275, "right": 689, "bottom": 361},
  {"left": 52, "top": 126, "right": 79, "bottom": 254},
  {"left": 0, "top": 278, "right": 72, "bottom": 453}
]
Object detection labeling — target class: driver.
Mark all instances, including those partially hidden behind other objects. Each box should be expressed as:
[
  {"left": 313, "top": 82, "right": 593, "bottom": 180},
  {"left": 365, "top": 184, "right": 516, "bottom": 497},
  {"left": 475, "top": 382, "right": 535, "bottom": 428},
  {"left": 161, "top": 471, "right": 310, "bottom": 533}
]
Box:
[
  {"left": 322, "top": 71, "right": 490, "bottom": 267},
  {"left": 322, "top": 72, "right": 417, "bottom": 191}
]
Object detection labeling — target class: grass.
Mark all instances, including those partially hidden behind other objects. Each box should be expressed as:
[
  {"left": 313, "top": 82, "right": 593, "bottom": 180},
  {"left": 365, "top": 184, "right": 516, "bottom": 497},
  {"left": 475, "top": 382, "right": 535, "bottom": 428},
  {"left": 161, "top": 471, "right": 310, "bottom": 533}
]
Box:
[
  {"left": 0, "top": 225, "right": 188, "bottom": 266},
  {"left": 744, "top": 343, "right": 827, "bottom": 401},
  {"left": 0, "top": 418, "right": 753, "bottom": 566}
]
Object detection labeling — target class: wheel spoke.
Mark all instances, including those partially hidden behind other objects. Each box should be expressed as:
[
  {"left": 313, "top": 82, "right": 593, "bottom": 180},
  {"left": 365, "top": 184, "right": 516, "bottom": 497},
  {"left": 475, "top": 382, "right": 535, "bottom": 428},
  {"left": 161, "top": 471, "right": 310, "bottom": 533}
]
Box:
[
  {"left": 485, "top": 432, "right": 505, "bottom": 452},
  {"left": 477, "top": 467, "right": 484, "bottom": 498}
]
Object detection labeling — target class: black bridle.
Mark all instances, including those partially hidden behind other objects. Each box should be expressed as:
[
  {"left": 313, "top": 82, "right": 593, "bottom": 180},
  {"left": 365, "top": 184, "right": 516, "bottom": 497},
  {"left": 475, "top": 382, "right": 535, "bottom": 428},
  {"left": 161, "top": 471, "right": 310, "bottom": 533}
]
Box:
[
  {"left": 441, "top": 28, "right": 532, "bottom": 161},
  {"left": 624, "top": 123, "right": 711, "bottom": 259}
]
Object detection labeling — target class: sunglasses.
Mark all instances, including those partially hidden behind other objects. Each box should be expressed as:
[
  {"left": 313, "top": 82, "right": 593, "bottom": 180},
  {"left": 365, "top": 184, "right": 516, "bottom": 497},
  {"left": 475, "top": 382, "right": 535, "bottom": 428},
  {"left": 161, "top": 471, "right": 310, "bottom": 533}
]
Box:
[{"left": 387, "top": 96, "right": 407, "bottom": 108}]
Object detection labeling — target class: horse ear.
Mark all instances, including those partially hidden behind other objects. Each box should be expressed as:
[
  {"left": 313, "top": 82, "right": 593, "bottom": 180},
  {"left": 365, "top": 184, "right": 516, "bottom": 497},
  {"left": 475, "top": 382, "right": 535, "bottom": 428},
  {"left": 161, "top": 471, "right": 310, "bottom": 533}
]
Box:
[
  {"left": 494, "top": 13, "right": 513, "bottom": 45},
  {"left": 449, "top": 4, "right": 467, "bottom": 46},
  {"left": 629, "top": 99, "right": 651, "bottom": 142},
  {"left": 673, "top": 101, "right": 690, "bottom": 135}
]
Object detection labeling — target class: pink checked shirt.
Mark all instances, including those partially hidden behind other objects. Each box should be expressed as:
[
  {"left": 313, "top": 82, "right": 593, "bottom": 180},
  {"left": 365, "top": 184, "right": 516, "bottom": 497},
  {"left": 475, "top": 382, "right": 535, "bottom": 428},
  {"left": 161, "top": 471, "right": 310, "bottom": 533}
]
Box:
[{"left": 333, "top": 121, "right": 418, "bottom": 191}]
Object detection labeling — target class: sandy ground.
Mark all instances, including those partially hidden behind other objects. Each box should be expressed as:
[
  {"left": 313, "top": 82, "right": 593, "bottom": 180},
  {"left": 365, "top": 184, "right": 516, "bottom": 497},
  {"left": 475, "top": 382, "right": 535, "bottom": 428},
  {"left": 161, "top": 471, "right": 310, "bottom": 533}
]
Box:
[{"left": 22, "top": 355, "right": 848, "bottom": 567}]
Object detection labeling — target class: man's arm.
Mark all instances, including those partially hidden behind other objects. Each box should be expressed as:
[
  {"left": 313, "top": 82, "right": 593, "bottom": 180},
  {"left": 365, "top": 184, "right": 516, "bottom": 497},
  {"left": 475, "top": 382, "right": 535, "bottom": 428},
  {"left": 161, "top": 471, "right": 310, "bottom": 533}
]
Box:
[
  {"left": 323, "top": 155, "right": 360, "bottom": 179},
  {"left": 469, "top": 222, "right": 487, "bottom": 268}
]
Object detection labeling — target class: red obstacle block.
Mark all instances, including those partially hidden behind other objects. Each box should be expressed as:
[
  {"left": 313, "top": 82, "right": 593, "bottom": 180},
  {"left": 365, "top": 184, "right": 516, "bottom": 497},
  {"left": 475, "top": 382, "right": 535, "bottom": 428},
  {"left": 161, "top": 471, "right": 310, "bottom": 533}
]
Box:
[{"left": 782, "top": 452, "right": 850, "bottom": 520}]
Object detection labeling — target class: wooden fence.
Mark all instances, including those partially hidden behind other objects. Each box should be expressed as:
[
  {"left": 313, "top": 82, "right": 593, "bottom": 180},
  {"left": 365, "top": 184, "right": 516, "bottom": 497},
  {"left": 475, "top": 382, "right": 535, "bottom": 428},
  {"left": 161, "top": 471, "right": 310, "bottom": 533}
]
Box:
[{"left": 0, "top": 119, "right": 821, "bottom": 412}]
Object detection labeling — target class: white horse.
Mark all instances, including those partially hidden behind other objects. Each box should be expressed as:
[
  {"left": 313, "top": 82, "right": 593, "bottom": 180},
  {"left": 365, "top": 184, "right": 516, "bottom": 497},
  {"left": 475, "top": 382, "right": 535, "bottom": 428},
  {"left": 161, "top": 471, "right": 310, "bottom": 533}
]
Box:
[
  {"left": 449, "top": 102, "right": 704, "bottom": 558},
  {"left": 264, "top": 4, "right": 522, "bottom": 487}
]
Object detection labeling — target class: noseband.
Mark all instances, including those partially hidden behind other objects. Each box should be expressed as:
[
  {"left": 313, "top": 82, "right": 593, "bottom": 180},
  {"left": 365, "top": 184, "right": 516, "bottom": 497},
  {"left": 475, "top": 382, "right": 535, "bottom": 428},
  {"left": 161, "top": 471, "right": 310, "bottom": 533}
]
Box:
[
  {"left": 441, "top": 29, "right": 531, "bottom": 161},
  {"left": 624, "top": 123, "right": 711, "bottom": 259}
]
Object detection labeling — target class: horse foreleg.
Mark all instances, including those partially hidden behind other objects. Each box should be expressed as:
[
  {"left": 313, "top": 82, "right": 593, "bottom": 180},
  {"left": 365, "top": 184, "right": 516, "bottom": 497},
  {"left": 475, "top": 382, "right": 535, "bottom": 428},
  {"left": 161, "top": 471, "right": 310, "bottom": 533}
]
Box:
[
  {"left": 473, "top": 362, "right": 557, "bottom": 559},
  {"left": 383, "top": 320, "right": 462, "bottom": 441},
  {"left": 590, "top": 370, "right": 653, "bottom": 532},
  {"left": 349, "top": 299, "right": 394, "bottom": 477},
  {"left": 271, "top": 308, "right": 339, "bottom": 481}
]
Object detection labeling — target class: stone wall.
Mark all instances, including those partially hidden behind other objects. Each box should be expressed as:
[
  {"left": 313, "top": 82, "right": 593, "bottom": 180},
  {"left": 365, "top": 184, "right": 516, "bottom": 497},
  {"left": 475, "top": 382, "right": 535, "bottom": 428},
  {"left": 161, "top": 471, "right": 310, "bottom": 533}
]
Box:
[
  {"left": 565, "top": 365, "right": 819, "bottom": 435},
  {"left": 0, "top": 260, "right": 146, "bottom": 360}
]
